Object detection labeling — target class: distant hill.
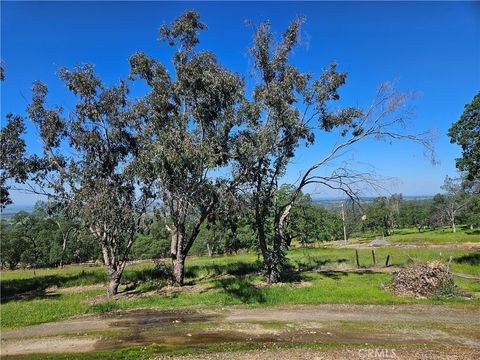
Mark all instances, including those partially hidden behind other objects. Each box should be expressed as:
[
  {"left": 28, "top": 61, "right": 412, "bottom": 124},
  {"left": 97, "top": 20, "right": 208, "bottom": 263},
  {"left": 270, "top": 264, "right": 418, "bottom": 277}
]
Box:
[
  {"left": 0, "top": 196, "right": 434, "bottom": 217},
  {"left": 312, "top": 195, "right": 434, "bottom": 210},
  {"left": 1, "top": 204, "right": 35, "bottom": 218}
]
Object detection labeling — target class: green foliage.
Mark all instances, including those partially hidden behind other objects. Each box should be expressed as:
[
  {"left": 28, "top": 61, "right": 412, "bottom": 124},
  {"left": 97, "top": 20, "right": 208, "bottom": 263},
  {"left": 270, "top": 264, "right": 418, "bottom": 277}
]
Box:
[
  {"left": 1, "top": 220, "right": 29, "bottom": 269},
  {"left": 448, "top": 92, "right": 480, "bottom": 182},
  {"left": 399, "top": 200, "right": 429, "bottom": 231},
  {"left": 130, "top": 221, "right": 170, "bottom": 260},
  {"left": 362, "top": 195, "right": 402, "bottom": 236},
  {"left": 278, "top": 185, "right": 342, "bottom": 245},
  {"left": 234, "top": 17, "right": 359, "bottom": 283},
  {"left": 26, "top": 60, "right": 152, "bottom": 295},
  {"left": 130, "top": 10, "right": 245, "bottom": 285},
  {"left": 0, "top": 114, "right": 28, "bottom": 208},
  {"left": 0, "top": 202, "right": 101, "bottom": 269},
  {"left": 463, "top": 194, "right": 480, "bottom": 228}
]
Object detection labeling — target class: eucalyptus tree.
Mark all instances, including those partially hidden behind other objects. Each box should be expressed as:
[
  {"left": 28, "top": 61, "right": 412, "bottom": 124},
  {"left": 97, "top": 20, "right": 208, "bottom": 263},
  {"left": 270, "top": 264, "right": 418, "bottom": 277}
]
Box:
[
  {"left": 436, "top": 176, "right": 470, "bottom": 233},
  {"left": 0, "top": 66, "right": 29, "bottom": 209},
  {"left": 129, "top": 11, "right": 244, "bottom": 285},
  {"left": 0, "top": 114, "right": 28, "bottom": 209},
  {"left": 25, "top": 65, "right": 151, "bottom": 295},
  {"left": 235, "top": 18, "right": 435, "bottom": 283}
]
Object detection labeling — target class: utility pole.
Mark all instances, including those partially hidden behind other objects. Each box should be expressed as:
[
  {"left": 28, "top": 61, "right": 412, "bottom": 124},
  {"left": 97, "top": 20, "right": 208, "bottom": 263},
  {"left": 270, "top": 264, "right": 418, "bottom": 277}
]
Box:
[{"left": 341, "top": 202, "right": 347, "bottom": 245}]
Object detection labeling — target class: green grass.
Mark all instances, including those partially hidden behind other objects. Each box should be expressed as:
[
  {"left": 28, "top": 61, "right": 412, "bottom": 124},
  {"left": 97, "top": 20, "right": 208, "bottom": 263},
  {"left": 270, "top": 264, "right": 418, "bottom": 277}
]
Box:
[
  {"left": 357, "top": 226, "right": 480, "bottom": 244},
  {"left": 1, "top": 245, "right": 479, "bottom": 329},
  {"left": 90, "top": 271, "right": 478, "bottom": 315},
  {"left": 0, "top": 289, "right": 104, "bottom": 328}
]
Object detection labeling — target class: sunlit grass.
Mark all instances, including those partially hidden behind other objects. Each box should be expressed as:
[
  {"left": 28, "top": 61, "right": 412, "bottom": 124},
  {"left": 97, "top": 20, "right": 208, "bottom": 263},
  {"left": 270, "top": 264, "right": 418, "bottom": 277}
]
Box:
[
  {"left": 358, "top": 226, "right": 479, "bottom": 244},
  {"left": 1, "top": 240, "right": 479, "bottom": 329}
]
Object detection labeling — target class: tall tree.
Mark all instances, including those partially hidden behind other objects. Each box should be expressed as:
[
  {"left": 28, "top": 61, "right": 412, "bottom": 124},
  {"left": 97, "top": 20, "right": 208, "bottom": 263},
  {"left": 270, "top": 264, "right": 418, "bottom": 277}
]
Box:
[
  {"left": 436, "top": 176, "right": 470, "bottom": 233},
  {"left": 25, "top": 65, "right": 151, "bottom": 295},
  {"left": 0, "top": 66, "right": 29, "bottom": 209},
  {"left": 448, "top": 92, "right": 480, "bottom": 183},
  {"left": 0, "top": 114, "right": 28, "bottom": 208},
  {"left": 235, "top": 18, "right": 435, "bottom": 283},
  {"left": 463, "top": 194, "right": 480, "bottom": 230},
  {"left": 129, "top": 11, "right": 244, "bottom": 286}
]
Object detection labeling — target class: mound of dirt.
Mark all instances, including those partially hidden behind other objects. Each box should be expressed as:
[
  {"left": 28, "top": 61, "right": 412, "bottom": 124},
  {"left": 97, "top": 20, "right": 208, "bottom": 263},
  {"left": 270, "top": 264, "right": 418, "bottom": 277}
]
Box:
[{"left": 392, "top": 261, "right": 456, "bottom": 297}]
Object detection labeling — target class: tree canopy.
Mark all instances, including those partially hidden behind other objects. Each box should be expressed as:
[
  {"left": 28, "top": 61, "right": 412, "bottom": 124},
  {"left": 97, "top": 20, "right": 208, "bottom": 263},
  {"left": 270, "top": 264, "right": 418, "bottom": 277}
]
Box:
[
  {"left": 448, "top": 92, "right": 480, "bottom": 182},
  {"left": 25, "top": 65, "right": 152, "bottom": 295}
]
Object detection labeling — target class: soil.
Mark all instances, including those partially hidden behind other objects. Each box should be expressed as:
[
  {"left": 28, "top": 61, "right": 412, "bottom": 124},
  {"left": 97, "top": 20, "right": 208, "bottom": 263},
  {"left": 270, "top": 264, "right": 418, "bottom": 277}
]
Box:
[
  {"left": 2, "top": 304, "right": 479, "bottom": 358},
  {"left": 152, "top": 347, "right": 480, "bottom": 360}
]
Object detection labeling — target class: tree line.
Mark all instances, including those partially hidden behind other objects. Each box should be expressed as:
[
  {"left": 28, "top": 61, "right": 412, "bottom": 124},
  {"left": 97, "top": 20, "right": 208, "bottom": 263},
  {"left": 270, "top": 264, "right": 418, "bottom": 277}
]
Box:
[
  {"left": 2, "top": 180, "right": 478, "bottom": 273},
  {"left": 350, "top": 177, "right": 480, "bottom": 237},
  {"left": 1, "top": 11, "right": 476, "bottom": 295}
]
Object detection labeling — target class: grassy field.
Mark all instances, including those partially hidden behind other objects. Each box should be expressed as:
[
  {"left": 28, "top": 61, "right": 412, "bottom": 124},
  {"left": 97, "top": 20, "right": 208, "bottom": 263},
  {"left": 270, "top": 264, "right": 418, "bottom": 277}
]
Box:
[
  {"left": 356, "top": 226, "right": 480, "bottom": 244},
  {"left": 1, "top": 237, "right": 479, "bottom": 329}
]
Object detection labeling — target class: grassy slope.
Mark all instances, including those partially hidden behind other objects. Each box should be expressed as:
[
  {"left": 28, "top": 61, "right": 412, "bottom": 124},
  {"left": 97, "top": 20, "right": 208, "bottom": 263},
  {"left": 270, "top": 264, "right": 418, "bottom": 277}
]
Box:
[
  {"left": 357, "top": 226, "right": 480, "bottom": 244},
  {"left": 2, "top": 243, "right": 480, "bottom": 328}
]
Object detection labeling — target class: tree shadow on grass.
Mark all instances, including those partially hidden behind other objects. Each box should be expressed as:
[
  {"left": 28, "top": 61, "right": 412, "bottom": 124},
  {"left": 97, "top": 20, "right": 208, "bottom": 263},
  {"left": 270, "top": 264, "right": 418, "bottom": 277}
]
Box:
[
  {"left": 0, "top": 271, "right": 97, "bottom": 303},
  {"left": 1, "top": 289, "right": 62, "bottom": 303},
  {"left": 316, "top": 269, "right": 380, "bottom": 281},
  {"left": 213, "top": 277, "right": 266, "bottom": 304},
  {"left": 454, "top": 252, "right": 480, "bottom": 266},
  {"left": 185, "top": 261, "right": 263, "bottom": 279},
  {"left": 317, "top": 271, "right": 349, "bottom": 281}
]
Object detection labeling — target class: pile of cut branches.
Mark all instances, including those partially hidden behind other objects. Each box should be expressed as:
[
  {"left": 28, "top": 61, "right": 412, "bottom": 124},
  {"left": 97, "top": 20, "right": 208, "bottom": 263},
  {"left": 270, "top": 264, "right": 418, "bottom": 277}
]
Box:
[{"left": 392, "top": 261, "right": 457, "bottom": 297}]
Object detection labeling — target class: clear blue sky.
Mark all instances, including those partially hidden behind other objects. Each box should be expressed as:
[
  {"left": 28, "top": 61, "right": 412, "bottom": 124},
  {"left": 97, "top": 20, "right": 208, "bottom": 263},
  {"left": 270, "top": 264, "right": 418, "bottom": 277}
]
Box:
[{"left": 1, "top": 1, "right": 479, "bottom": 206}]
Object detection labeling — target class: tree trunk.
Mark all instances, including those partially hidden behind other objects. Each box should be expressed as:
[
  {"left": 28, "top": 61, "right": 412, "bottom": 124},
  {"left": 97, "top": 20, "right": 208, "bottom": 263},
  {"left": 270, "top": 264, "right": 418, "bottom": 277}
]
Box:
[
  {"left": 268, "top": 230, "right": 285, "bottom": 284},
  {"left": 107, "top": 272, "right": 121, "bottom": 297},
  {"left": 169, "top": 222, "right": 187, "bottom": 286},
  {"left": 255, "top": 210, "right": 275, "bottom": 283},
  {"left": 172, "top": 255, "right": 185, "bottom": 286},
  {"left": 266, "top": 205, "right": 292, "bottom": 284},
  {"left": 59, "top": 233, "right": 68, "bottom": 268},
  {"left": 267, "top": 264, "right": 281, "bottom": 284},
  {"left": 452, "top": 217, "right": 456, "bottom": 233},
  {"left": 207, "top": 243, "right": 213, "bottom": 257}
]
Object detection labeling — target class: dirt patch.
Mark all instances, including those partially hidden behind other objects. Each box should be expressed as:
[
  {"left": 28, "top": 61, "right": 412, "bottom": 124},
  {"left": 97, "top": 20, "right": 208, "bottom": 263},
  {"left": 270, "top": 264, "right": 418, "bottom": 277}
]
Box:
[
  {"left": 157, "top": 284, "right": 215, "bottom": 295},
  {"left": 254, "top": 280, "right": 312, "bottom": 289},
  {"left": 2, "top": 304, "right": 479, "bottom": 357},
  {"left": 48, "top": 283, "right": 106, "bottom": 294},
  {"left": 224, "top": 304, "right": 480, "bottom": 325},
  {"left": 1, "top": 337, "right": 98, "bottom": 356},
  {"left": 153, "top": 347, "right": 480, "bottom": 360},
  {"left": 1, "top": 316, "right": 116, "bottom": 339}
]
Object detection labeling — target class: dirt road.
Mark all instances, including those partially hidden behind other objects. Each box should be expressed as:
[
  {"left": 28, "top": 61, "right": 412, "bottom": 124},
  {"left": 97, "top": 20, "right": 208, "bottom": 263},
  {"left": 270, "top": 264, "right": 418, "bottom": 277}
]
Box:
[{"left": 2, "top": 304, "right": 479, "bottom": 358}]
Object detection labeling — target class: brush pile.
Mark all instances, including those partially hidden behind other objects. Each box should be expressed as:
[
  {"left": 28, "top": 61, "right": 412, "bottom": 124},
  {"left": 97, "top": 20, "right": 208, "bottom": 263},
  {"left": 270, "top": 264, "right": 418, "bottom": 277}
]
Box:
[{"left": 392, "top": 261, "right": 457, "bottom": 297}]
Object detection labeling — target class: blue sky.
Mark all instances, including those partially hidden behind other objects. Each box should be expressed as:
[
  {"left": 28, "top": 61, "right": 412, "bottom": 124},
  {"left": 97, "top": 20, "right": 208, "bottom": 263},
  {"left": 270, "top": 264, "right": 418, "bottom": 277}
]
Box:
[{"left": 1, "top": 1, "right": 479, "bottom": 205}]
